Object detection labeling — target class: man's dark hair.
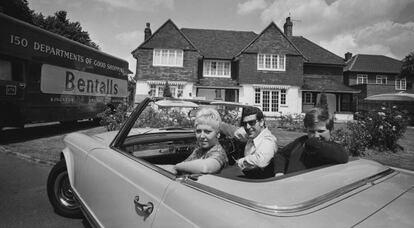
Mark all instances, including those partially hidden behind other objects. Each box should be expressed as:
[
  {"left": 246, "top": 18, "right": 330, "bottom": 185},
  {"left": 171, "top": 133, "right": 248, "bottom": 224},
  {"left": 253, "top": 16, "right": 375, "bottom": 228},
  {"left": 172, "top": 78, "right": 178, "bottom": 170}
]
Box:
[
  {"left": 242, "top": 106, "right": 264, "bottom": 121},
  {"left": 304, "top": 107, "right": 334, "bottom": 131}
]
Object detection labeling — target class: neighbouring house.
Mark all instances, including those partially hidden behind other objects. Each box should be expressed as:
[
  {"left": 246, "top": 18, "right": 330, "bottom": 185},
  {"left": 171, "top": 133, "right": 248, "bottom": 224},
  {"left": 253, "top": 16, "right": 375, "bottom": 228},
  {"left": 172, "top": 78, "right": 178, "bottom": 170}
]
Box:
[
  {"left": 343, "top": 53, "right": 414, "bottom": 123},
  {"left": 132, "top": 18, "right": 358, "bottom": 117},
  {"left": 344, "top": 53, "right": 413, "bottom": 104}
]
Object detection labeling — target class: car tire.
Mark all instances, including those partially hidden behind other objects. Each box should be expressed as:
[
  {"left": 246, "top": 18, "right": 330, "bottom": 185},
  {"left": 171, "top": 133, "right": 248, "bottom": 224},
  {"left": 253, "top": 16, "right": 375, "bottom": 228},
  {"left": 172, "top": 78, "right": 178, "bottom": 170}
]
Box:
[{"left": 47, "top": 160, "right": 82, "bottom": 218}]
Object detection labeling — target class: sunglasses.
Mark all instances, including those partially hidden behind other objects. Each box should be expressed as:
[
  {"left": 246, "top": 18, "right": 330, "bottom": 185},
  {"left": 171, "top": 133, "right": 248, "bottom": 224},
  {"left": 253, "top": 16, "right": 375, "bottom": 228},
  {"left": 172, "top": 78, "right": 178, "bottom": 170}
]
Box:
[{"left": 242, "top": 119, "right": 258, "bottom": 127}]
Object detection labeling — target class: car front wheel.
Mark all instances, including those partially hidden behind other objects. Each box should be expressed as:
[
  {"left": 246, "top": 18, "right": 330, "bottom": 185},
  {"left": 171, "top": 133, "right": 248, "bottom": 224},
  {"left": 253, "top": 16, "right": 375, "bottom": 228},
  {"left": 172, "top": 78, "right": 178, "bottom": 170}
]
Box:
[{"left": 47, "top": 160, "right": 82, "bottom": 218}]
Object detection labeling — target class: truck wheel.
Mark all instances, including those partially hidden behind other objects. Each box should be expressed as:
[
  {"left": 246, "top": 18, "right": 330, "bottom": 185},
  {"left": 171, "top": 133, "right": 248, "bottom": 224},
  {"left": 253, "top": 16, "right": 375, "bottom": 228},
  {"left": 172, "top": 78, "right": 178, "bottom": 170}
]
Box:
[{"left": 47, "top": 160, "right": 82, "bottom": 218}]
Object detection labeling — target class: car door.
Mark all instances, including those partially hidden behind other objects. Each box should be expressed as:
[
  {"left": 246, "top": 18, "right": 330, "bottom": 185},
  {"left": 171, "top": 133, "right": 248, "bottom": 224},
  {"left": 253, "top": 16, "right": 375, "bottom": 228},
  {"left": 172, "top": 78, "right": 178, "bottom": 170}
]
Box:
[{"left": 78, "top": 147, "right": 173, "bottom": 227}]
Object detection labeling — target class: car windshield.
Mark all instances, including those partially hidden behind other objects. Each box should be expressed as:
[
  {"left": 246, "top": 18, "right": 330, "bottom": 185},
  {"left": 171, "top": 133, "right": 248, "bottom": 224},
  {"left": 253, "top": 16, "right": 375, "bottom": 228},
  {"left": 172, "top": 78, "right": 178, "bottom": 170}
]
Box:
[{"left": 120, "top": 98, "right": 244, "bottom": 171}]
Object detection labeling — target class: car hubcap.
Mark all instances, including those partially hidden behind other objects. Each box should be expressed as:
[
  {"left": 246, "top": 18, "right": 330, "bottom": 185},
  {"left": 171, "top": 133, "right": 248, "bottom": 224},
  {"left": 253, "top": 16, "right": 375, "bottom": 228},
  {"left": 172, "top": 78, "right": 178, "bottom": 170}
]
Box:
[{"left": 54, "top": 171, "right": 79, "bottom": 209}]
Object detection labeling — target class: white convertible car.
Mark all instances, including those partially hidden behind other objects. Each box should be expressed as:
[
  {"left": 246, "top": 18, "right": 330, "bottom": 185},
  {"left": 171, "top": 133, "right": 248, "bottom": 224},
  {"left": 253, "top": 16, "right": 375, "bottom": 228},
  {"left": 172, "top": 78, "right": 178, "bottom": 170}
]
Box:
[{"left": 47, "top": 97, "right": 414, "bottom": 227}]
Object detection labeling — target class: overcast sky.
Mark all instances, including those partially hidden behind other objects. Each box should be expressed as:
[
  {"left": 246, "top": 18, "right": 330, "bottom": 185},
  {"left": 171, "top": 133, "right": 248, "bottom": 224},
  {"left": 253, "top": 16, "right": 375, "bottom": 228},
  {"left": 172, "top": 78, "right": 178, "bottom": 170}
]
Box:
[{"left": 28, "top": 0, "right": 414, "bottom": 75}]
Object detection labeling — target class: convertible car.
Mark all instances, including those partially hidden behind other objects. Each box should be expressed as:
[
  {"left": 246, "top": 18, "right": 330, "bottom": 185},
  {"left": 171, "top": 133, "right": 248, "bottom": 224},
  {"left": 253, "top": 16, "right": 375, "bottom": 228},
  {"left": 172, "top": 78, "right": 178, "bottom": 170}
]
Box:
[{"left": 47, "top": 97, "right": 414, "bottom": 227}]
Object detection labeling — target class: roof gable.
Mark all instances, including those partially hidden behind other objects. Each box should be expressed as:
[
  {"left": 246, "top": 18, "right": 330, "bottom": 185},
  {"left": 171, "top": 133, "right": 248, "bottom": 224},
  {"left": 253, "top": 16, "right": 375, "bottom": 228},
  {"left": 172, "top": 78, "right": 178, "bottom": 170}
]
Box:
[
  {"left": 291, "top": 36, "right": 344, "bottom": 65},
  {"left": 344, "top": 54, "right": 402, "bottom": 73},
  {"left": 181, "top": 28, "right": 256, "bottom": 59},
  {"left": 240, "top": 22, "right": 302, "bottom": 56},
  {"left": 133, "top": 19, "right": 196, "bottom": 52}
]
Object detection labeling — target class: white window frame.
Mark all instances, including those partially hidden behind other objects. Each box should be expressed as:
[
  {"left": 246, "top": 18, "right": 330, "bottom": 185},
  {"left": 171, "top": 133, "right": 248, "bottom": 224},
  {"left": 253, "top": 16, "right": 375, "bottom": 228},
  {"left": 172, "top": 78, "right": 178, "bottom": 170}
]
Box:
[
  {"left": 395, "top": 78, "right": 407, "bottom": 90},
  {"left": 356, "top": 74, "right": 368, "bottom": 84},
  {"left": 303, "top": 92, "right": 314, "bottom": 104},
  {"left": 376, "top": 75, "right": 387, "bottom": 84},
  {"left": 153, "top": 49, "right": 183, "bottom": 67},
  {"left": 257, "top": 54, "right": 286, "bottom": 71},
  {"left": 149, "top": 84, "right": 185, "bottom": 98},
  {"left": 255, "top": 89, "right": 280, "bottom": 113},
  {"left": 280, "top": 89, "right": 286, "bottom": 105},
  {"left": 203, "top": 60, "right": 231, "bottom": 78}
]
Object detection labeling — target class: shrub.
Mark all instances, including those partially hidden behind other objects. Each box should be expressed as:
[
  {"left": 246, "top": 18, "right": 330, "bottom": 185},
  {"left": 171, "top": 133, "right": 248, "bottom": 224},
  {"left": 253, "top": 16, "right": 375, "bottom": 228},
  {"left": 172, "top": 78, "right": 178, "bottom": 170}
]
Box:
[
  {"left": 358, "top": 105, "right": 408, "bottom": 151},
  {"left": 332, "top": 121, "right": 372, "bottom": 156},
  {"left": 97, "top": 103, "right": 129, "bottom": 131},
  {"left": 278, "top": 113, "right": 305, "bottom": 131},
  {"left": 333, "top": 105, "right": 408, "bottom": 155}
]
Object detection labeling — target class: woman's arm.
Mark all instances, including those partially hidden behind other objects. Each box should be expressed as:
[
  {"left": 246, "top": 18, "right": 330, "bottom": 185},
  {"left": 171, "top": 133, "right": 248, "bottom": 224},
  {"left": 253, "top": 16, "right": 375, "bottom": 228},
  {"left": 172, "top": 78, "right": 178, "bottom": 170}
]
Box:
[{"left": 175, "top": 158, "right": 222, "bottom": 174}]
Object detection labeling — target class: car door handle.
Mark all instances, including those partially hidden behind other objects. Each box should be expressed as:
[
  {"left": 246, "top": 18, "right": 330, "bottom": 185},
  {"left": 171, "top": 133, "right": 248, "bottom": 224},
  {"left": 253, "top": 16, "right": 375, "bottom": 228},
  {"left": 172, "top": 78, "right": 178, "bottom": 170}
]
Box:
[{"left": 134, "top": 196, "right": 154, "bottom": 217}]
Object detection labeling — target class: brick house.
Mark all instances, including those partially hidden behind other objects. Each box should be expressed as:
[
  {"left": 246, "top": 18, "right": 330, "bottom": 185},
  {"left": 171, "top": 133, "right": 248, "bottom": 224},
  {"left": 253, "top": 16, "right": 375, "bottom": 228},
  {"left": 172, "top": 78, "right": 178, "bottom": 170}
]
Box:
[
  {"left": 343, "top": 53, "right": 413, "bottom": 121},
  {"left": 132, "top": 18, "right": 358, "bottom": 116},
  {"left": 343, "top": 53, "right": 412, "bottom": 98}
]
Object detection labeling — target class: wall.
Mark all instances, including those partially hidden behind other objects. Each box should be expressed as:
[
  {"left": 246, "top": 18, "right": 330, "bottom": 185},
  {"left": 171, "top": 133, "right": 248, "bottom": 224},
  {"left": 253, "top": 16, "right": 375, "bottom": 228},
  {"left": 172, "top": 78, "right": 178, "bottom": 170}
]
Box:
[{"left": 240, "top": 84, "right": 301, "bottom": 115}]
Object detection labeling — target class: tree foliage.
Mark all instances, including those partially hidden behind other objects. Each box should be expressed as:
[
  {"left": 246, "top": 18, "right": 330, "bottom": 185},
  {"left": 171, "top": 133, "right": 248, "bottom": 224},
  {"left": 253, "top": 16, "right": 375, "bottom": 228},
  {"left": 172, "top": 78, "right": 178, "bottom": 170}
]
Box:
[
  {"left": 401, "top": 51, "right": 414, "bottom": 79},
  {"left": 1, "top": 0, "right": 99, "bottom": 50},
  {"left": 0, "top": 0, "right": 33, "bottom": 24}
]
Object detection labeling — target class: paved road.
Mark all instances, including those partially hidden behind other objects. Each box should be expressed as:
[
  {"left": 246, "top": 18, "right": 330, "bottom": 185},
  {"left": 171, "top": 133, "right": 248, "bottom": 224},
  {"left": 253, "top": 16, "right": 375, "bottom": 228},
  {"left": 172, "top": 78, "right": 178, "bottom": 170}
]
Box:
[{"left": 0, "top": 152, "right": 88, "bottom": 228}]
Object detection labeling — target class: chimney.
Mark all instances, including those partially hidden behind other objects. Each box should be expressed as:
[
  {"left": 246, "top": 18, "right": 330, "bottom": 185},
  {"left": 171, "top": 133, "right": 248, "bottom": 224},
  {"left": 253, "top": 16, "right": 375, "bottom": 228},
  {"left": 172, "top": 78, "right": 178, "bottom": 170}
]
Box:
[
  {"left": 144, "top": 22, "right": 152, "bottom": 41},
  {"left": 283, "top": 17, "right": 293, "bottom": 37},
  {"left": 345, "top": 52, "right": 352, "bottom": 61}
]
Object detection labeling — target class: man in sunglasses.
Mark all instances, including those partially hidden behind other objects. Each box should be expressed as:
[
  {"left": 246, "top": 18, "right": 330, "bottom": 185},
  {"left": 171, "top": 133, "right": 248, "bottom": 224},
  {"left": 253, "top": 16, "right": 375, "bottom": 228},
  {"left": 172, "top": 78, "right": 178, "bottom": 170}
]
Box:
[
  {"left": 222, "top": 107, "right": 277, "bottom": 178},
  {"left": 274, "top": 107, "right": 348, "bottom": 176}
]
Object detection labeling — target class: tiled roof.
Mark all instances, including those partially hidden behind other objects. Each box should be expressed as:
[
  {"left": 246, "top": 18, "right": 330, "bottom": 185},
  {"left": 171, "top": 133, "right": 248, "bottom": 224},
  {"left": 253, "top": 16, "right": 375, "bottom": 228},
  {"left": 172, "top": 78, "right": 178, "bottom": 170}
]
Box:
[
  {"left": 344, "top": 54, "right": 402, "bottom": 73},
  {"left": 303, "top": 76, "right": 359, "bottom": 93},
  {"left": 181, "top": 28, "right": 257, "bottom": 59},
  {"left": 291, "top": 36, "right": 344, "bottom": 65}
]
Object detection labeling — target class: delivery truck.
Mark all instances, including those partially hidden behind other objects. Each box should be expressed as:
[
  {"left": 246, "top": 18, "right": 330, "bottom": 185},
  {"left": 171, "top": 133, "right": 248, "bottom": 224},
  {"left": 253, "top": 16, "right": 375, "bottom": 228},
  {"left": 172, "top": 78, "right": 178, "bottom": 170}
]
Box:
[{"left": 0, "top": 13, "right": 130, "bottom": 129}]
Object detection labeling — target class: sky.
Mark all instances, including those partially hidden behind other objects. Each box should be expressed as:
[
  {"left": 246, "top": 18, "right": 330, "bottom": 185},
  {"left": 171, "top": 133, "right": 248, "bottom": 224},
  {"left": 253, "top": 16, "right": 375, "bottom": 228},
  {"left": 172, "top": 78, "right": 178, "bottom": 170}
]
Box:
[{"left": 27, "top": 0, "right": 414, "bottom": 75}]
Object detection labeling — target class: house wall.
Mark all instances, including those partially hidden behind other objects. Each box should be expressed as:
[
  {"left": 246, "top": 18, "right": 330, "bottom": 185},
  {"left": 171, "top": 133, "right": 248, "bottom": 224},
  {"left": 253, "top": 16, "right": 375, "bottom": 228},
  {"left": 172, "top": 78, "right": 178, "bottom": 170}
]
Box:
[
  {"left": 240, "top": 84, "right": 302, "bottom": 115},
  {"left": 304, "top": 64, "right": 343, "bottom": 79},
  {"left": 135, "top": 49, "right": 200, "bottom": 82},
  {"left": 345, "top": 72, "right": 413, "bottom": 95},
  {"left": 238, "top": 54, "right": 303, "bottom": 85}
]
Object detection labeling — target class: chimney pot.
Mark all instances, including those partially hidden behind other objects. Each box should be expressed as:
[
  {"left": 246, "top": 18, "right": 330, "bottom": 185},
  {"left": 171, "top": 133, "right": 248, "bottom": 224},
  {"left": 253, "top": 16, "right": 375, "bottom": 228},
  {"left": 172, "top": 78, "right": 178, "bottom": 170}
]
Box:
[
  {"left": 144, "top": 22, "right": 152, "bottom": 41},
  {"left": 345, "top": 52, "right": 352, "bottom": 61},
  {"left": 284, "top": 17, "right": 293, "bottom": 37}
]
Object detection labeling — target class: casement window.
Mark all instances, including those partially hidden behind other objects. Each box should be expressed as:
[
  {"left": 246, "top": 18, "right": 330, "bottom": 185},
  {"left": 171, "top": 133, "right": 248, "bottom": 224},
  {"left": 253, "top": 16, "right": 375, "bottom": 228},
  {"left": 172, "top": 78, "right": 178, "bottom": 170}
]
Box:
[
  {"left": 303, "top": 92, "right": 316, "bottom": 104},
  {"left": 280, "top": 89, "right": 286, "bottom": 105},
  {"left": 257, "top": 54, "right": 285, "bottom": 71},
  {"left": 149, "top": 84, "right": 156, "bottom": 96},
  {"left": 395, "top": 78, "right": 406, "bottom": 90},
  {"left": 203, "top": 60, "right": 231, "bottom": 77},
  {"left": 254, "top": 88, "right": 261, "bottom": 104},
  {"left": 376, "top": 75, "right": 387, "bottom": 84},
  {"left": 149, "top": 84, "right": 185, "bottom": 98},
  {"left": 255, "top": 89, "right": 281, "bottom": 112},
  {"left": 153, "top": 49, "right": 183, "bottom": 67},
  {"left": 356, "top": 74, "right": 368, "bottom": 84}
]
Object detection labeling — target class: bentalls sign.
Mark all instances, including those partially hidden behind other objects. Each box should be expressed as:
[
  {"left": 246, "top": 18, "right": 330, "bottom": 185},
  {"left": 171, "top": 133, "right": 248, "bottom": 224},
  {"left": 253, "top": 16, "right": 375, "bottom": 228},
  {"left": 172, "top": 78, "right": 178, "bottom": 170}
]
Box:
[{"left": 40, "top": 64, "right": 128, "bottom": 97}]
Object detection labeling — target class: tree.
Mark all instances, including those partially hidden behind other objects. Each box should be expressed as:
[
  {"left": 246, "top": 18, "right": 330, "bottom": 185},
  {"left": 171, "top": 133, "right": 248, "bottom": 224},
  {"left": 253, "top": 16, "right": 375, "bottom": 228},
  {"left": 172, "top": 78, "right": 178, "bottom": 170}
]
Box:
[
  {"left": 32, "top": 11, "right": 99, "bottom": 50},
  {"left": 163, "top": 81, "right": 172, "bottom": 97},
  {"left": 1, "top": 0, "right": 99, "bottom": 50},
  {"left": 401, "top": 51, "right": 414, "bottom": 79},
  {"left": 0, "top": 0, "right": 33, "bottom": 24}
]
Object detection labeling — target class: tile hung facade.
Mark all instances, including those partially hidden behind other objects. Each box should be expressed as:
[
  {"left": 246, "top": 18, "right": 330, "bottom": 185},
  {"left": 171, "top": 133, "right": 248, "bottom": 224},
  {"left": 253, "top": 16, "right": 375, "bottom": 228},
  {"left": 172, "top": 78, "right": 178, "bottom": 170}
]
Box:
[{"left": 132, "top": 17, "right": 358, "bottom": 116}]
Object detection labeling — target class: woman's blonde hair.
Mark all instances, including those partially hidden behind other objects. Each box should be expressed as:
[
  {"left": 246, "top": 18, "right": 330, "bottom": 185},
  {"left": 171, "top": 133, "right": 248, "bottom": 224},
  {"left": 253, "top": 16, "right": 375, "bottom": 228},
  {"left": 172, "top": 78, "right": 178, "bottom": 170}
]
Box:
[{"left": 194, "top": 107, "right": 222, "bottom": 131}]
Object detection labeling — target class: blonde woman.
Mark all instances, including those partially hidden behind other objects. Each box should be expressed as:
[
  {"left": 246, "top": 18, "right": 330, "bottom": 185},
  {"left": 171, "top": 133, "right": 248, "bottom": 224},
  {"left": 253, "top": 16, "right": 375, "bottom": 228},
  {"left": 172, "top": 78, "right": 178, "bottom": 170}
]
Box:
[{"left": 164, "top": 107, "right": 228, "bottom": 174}]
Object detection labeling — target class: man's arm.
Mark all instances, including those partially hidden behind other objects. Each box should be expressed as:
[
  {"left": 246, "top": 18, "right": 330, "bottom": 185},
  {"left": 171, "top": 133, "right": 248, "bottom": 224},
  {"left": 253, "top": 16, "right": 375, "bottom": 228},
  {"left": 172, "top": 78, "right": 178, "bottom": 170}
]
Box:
[
  {"left": 305, "top": 138, "right": 349, "bottom": 164},
  {"left": 238, "top": 138, "right": 276, "bottom": 170}
]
